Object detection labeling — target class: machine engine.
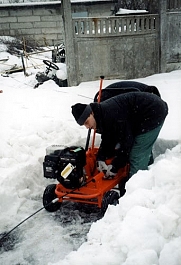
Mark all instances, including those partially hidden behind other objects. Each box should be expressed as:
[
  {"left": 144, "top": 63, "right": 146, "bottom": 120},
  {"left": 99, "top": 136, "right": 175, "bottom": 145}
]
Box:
[{"left": 43, "top": 145, "right": 86, "bottom": 189}]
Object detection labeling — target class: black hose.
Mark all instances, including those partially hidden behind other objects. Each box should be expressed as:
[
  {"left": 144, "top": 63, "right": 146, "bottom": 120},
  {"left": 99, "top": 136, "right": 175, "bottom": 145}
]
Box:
[
  {"left": 0, "top": 177, "right": 97, "bottom": 243},
  {"left": 0, "top": 205, "right": 45, "bottom": 243}
]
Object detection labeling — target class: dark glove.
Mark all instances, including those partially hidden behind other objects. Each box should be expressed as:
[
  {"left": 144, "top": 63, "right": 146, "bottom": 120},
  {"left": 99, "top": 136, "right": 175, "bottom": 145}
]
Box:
[
  {"left": 105, "top": 165, "right": 117, "bottom": 179},
  {"left": 97, "top": 161, "right": 108, "bottom": 172}
]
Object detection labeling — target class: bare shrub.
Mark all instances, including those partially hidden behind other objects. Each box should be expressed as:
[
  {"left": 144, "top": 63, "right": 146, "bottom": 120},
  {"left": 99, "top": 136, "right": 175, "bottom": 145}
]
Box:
[
  {"left": 0, "top": 36, "right": 43, "bottom": 55},
  {"left": 117, "top": 0, "right": 159, "bottom": 13}
]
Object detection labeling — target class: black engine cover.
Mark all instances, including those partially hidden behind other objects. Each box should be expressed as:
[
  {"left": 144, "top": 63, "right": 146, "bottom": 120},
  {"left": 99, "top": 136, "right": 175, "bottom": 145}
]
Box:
[{"left": 43, "top": 146, "right": 86, "bottom": 189}]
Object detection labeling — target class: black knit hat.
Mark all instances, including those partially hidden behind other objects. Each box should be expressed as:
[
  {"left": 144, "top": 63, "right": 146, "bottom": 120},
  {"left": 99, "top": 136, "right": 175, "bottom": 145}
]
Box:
[{"left": 71, "top": 103, "right": 92, "bottom": 125}]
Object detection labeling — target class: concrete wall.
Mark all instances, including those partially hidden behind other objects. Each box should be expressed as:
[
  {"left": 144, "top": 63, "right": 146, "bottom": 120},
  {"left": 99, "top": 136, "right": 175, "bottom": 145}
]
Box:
[
  {"left": 72, "top": 15, "right": 159, "bottom": 82},
  {"left": 159, "top": 0, "right": 181, "bottom": 73},
  {"left": 166, "top": 11, "right": 181, "bottom": 71}
]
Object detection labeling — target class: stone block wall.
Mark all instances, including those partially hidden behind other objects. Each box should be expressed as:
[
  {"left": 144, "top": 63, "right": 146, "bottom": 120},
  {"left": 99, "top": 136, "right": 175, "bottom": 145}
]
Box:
[{"left": 0, "top": 3, "right": 64, "bottom": 46}]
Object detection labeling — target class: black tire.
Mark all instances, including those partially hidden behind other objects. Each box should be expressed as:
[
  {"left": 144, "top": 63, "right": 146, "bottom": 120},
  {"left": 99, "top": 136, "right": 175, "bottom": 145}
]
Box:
[
  {"left": 118, "top": 177, "right": 128, "bottom": 197},
  {"left": 101, "top": 190, "right": 119, "bottom": 215},
  {"left": 118, "top": 182, "right": 126, "bottom": 197},
  {"left": 101, "top": 195, "right": 108, "bottom": 215},
  {"left": 43, "top": 184, "right": 61, "bottom": 212},
  {"left": 106, "top": 190, "right": 119, "bottom": 205}
]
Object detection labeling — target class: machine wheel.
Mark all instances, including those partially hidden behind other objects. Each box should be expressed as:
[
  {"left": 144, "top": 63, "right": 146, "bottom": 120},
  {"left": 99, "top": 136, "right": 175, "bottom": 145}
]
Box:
[
  {"left": 106, "top": 190, "right": 119, "bottom": 205},
  {"left": 101, "top": 190, "right": 119, "bottom": 215},
  {"left": 118, "top": 178, "right": 127, "bottom": 197},
  {"left": 43, "top": 184, "right": 61, "bottom": 212},
  {"left": 43, "top": 59, "right": 59, "bottom": 70}
]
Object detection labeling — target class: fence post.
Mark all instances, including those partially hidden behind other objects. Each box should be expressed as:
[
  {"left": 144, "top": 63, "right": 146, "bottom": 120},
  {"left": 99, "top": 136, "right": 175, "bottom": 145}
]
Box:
[
  {"left": 159, "top": 0, "right": 167, "bottom": 73},
  {"left": 61, "top": 0, "right": 78, "bottom": 86}
]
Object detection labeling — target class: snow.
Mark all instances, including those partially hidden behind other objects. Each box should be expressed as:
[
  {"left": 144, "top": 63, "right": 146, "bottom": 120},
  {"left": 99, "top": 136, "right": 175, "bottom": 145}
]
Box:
[
  {"left": 0, "top": 39, "right": 181, "bottom": 265},
  {"left": 116, "top": 8, "right": 148, "bottom": 15}
]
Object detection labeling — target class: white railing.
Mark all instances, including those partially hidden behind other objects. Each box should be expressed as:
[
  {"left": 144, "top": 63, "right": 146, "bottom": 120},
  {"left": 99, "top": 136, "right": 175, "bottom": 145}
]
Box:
[
  {"left": 73, "top": 15, "right": 158, "bottom": 36},
  {"left": 73, "top": 14, "right": 158, "bottom": 36}
]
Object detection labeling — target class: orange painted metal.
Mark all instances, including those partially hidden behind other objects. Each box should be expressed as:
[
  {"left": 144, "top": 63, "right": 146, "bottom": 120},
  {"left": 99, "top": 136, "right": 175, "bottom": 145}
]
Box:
[
  {"left": 91, "top": 76, "right": 104, "bottom": 150},
  {"left": 55, "top": 147, "right": 129, "bottom": 208}
]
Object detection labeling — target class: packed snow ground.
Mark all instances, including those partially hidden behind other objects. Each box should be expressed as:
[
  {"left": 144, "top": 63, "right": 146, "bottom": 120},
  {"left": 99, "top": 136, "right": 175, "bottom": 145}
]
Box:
[{"left": 0, "top": 42, "right": 181, "bottom": 265}]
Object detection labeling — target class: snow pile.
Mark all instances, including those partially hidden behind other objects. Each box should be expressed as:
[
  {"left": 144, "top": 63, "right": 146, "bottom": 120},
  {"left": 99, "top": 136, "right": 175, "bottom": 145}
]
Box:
[{"left": 49, "top": 145, "right": 181, "bottom": 265}]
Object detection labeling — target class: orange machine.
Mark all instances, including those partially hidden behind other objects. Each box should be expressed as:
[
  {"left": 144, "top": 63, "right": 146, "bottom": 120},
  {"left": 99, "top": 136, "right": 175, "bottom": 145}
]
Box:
[{"left": 42, "top": 144, "right": 129, "bottom": 214}]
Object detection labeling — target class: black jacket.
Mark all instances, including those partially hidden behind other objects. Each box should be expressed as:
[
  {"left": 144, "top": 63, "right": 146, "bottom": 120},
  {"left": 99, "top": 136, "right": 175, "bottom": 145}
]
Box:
[
  {"left": 90, "top": 92, "right": 168, "bottom": 171},
  {"left": 105, "top": 81, "right": 160, "bottom": 96},
  {"left": 94, "top": 81, "right": 161, "bottom": 102}
]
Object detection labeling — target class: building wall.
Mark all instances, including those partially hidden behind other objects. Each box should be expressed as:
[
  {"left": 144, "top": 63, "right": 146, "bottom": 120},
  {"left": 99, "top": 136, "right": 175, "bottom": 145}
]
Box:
[
  {"left": 71, "top": 2, "right": 114, "bottom": 17},
  {"left": 159, "top": 0, "right": 181, "bottom": 73},
  {"left": 166, "top": 11, "right": 181, "bottom": 71},
  {"left": 0, "top": 3, "right": 63, "bottom": 46},
  {"left": 0, "top": 2, "right": 114, "bottom": 46}
]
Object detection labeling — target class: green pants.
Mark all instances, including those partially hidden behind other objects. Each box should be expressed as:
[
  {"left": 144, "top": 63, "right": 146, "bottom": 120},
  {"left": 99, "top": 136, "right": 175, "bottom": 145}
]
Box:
[{"left": 129, "top": 123, "right": 163, "bottom": 178}]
